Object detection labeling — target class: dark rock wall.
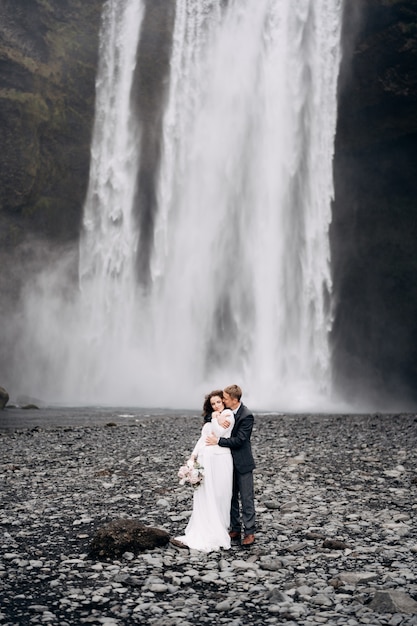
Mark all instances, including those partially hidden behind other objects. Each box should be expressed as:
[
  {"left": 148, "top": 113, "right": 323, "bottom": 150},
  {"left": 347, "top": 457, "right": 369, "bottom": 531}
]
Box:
[
  {"left": 0, "top": 0, "right": 104, "bottom": 247},
  {"left": 331, "top": 0, "right": 417, "bottom": 407}
]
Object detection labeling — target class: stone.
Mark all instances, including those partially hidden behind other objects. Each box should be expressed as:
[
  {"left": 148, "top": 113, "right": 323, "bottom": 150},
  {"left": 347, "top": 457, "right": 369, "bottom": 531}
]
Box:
[
  {"left": 337, "top": 572, "right": 379, "bottom": 585},
  {"left": 281, "top": 501, "right": 299, "bottom": 512},
  {"left": 264, "top": 501, "right": 280, "bottom": 509},
  {"left": 288, "top": 453, "right": 305, "bottom": 465},
  {"left": 215, "top": 599, "right": 234, "bottom": 611},
  {"left": 322, "top": 539, "right": 350, "bottom": 550},
  {"left": 368, "top": 591, "right": 417, "bottom": 615},
  {"left": 311, "top": 594, "right": 333, "bottom": 607},
  {"left": 0, "top": 386, "right": 9, "bottom": 409},
  {"left": 89, "top": 519, "right": 170, "bottom": 560},
  {"left": 265, "top": 589, "right": 292, "bottom": 604}
]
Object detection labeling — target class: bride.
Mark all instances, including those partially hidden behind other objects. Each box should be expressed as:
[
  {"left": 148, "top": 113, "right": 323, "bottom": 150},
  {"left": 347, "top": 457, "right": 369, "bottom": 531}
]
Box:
[{"left": 176, "top": 390, "right": 235, "bottom": 552}]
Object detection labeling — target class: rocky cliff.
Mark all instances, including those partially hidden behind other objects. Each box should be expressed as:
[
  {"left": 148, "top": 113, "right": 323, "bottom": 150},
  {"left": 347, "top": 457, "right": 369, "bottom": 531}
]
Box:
[
  {"left": 0, "top": 0, "right": 103, "bottom": 247},
  {"left": 332, "top": 0, "right": 417, "bottom": 407}
]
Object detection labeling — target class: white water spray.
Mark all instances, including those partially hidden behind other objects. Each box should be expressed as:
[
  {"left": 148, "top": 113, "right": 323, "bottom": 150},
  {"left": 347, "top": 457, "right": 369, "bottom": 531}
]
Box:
[
  {"left": 76, "top": 0, "right": 144, "bottom": 400},
  {"left": 16, "top": 0, "right": 343, "bottom": 410},
  {"left": 144, "top": 0, "right": 343, "bottom": 408}
]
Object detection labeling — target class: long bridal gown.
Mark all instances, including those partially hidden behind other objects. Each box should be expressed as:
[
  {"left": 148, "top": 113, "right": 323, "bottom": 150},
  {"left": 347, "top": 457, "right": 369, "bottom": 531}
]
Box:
[{"left": 176, "top": 410, "right": 235, "bottom": 552}]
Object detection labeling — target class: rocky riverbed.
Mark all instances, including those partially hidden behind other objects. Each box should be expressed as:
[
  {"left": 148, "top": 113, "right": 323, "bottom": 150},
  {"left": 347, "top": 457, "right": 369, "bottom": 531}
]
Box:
[{"left": 0, "top": 412, "right": 416, "bottom": 625}]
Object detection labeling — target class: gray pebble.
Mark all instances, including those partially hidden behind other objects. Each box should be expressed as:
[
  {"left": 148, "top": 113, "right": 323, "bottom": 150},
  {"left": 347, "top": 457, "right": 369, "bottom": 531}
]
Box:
[{"left": 0, "top": 413, "right": 416, "bottom": 625}]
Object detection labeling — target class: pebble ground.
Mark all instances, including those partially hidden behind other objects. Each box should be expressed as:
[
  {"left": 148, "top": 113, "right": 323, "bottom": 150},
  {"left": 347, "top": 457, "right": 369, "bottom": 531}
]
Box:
[{"left": 1, "top": 411, "right": 416, "bottom": 625}]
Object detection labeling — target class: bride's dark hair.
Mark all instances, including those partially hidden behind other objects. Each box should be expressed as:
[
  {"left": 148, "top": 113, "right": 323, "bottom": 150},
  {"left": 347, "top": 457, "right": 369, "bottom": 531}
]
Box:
[{"left": 202, "top": 389, "right": 224, "bottom": 418}]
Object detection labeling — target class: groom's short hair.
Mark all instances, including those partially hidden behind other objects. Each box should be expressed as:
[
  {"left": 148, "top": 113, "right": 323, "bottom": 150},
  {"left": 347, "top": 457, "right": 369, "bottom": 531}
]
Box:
[{"left": 224, "top": 384, "right": 242, "bottom": 401}]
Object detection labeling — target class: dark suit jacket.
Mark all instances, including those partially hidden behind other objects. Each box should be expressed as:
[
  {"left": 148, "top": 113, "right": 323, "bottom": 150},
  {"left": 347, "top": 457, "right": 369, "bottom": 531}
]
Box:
[{"left": 218, "top": 403, "right": 255, "bottom": 474}]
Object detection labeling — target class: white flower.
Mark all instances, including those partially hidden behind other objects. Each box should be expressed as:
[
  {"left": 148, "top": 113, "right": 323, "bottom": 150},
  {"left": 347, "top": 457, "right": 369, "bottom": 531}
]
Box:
[{"left": 177, "top": 459, "right": 204, "bottom": 489}]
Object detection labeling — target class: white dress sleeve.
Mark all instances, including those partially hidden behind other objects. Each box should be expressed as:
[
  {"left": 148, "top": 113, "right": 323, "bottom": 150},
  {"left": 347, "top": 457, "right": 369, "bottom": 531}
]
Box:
[
  {"left": 210, "top": 409, "right": 235, "bottom": 439},
  {"left": 191, "top": 422, "right": 213, "bottom": 458}
]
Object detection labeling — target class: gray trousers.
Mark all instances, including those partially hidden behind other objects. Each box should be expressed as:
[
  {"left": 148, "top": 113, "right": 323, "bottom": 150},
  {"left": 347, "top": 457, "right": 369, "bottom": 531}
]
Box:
[{"left": 230, "top": 470, "right": 256, "bottom": 535}]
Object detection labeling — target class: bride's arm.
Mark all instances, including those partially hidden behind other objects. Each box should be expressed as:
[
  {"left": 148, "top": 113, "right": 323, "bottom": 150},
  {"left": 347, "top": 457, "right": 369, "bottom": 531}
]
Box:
[
  {"left": 216, "top": 409, "right": 232, "bottom": 428},
  {"left": 210, "top": 410, "right": 234, "bottom": 438},
  {"left": 191, "top": 422, "right": 211, "bottom": 458}
]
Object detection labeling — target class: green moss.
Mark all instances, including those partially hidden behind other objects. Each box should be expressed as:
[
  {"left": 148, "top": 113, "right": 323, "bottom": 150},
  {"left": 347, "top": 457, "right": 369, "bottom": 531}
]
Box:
[
  {"left": 0, "top": 45, "right": 39, "bottom": 73},
  {"left": 35, "top": 0, "right": 54, "bottom": 13},
  {"left": 0, "top": 89, "right": 49, "bottom": 121},
  {"left": 0, "top": 44, "right": 58, "bottom": 81},
  {"left": 49, "top": 102, "right": 66, "bottom": 129}
]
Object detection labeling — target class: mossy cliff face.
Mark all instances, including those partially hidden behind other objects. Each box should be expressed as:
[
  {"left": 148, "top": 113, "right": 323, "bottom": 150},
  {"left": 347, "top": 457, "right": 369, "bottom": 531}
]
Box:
[
  {"left": 0, "top": 0, "right": 104, "bottom": 246},
  {"left": 331, "top": 0, "right": 417, "bottom": 406}
]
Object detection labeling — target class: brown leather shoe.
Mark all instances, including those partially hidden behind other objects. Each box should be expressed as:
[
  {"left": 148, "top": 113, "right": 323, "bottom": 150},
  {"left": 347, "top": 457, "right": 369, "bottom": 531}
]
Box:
[
  {"left": 242, "top": 533, "right": 255, "bottom": 546},
  {"left": 229, "top": 530, "right": 240, "bottom": 540}
]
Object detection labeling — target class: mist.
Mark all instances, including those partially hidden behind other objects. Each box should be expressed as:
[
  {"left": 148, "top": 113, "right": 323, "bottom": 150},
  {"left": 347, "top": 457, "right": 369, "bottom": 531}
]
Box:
[{"left": 3, "top": 0, "right": 360, "bottom": 413}]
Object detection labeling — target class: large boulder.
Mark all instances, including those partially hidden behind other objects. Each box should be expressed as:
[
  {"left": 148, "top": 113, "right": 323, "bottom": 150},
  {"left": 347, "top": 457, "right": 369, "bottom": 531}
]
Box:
[
  {"left": 0, "top": 386, "right": 9, "bottom": 409},
  {"left": 89, "top": 519, "right": 170, "bottom": 561}
]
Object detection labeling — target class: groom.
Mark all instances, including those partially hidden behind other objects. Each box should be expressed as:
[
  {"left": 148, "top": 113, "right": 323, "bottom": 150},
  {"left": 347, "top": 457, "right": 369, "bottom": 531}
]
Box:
[{"left": 206, "top": 384, "right": 256, "bottom": 546}]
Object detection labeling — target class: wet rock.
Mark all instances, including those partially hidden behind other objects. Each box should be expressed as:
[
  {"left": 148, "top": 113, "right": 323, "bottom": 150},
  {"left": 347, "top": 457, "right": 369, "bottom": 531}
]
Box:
[
  {"left": 337, "top": 571, "right": 379, "bottom": 585},
  {"left": 322, "top": 539, "right": 350, "bottom": 550},
  {"left": 89, "top": 519, "right": 170, "bottom": 560},
  {"left": 311, "top": 593, "right": 333, "bottom": 607},
  {"left": 288, "top": 453, "right": 305, "bottom": 465},
  {"left": 304, "top": 531, "right": 326, "bottom": 540},
  {"left": 368, "top": 590, "right": 417, "bottom": 615},
  {"left": 0, "top": 386, "right": 9, "bottom": 409},
  {"left": 264, "top": 500, "right": 280, "bottom": 509},
  {"left": 281, "top": 500, "right": 299, "bottom": 512},
  {"left": 265, "top": 588, "right": 292, "bottom": 604}
]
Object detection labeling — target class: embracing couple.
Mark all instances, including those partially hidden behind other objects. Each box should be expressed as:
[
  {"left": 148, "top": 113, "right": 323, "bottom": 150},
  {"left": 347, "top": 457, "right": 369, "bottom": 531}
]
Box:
[{"left": 176, "top": 384, "right": 256, "bottom": 552}]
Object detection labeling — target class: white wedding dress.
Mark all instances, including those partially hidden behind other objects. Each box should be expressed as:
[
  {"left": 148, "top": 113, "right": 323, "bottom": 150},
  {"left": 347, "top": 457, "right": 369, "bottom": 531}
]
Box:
[{"left": 176, "top": 410, "right": 235, "bottom": 552}]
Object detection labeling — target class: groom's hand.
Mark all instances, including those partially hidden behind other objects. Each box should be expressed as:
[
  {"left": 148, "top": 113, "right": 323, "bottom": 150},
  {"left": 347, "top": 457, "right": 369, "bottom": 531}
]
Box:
[
  {"left": 216, "top": 414, "right": 230, "bottom": 428},
  {"left": 206, "top": 433, "right": 219, "bottom": 446}
]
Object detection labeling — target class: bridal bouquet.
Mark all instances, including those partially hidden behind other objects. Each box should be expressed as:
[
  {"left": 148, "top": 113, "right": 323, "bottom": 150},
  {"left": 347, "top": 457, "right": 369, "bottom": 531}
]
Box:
[{"left": 178, "top": 458, "right": 204, "bottom": 489}]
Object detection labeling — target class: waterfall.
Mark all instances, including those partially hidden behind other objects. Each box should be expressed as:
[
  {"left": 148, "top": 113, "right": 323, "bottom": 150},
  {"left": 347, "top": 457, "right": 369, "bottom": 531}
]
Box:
[
  {"left": 17, "top": 0, "right": 343, "bottom": 410},
  {"left": 148, "top": 0, "right": 343, "bottom": 409},
  {"left": 77, "top": 0, "right": 144, "bottom": 398},
  {"left": 79, "top": 0, "right": 343, "bottom": 408}
]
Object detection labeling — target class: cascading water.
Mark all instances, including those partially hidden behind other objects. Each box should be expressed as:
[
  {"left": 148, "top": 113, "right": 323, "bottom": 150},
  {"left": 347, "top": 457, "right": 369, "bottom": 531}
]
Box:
[
  {"left": 148, "top": 0, "right": 343, "bottom": 409},
  {"left": 76, "top": 0, "right": 144, "bottom": 400},
  {"left": 16, "top": 0, "right": 343, "bottom": 409}
]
